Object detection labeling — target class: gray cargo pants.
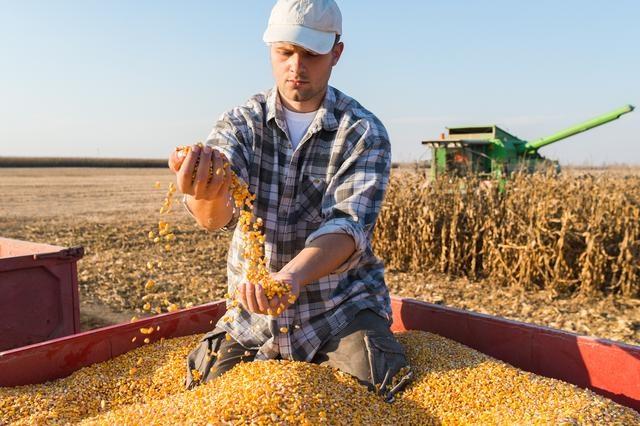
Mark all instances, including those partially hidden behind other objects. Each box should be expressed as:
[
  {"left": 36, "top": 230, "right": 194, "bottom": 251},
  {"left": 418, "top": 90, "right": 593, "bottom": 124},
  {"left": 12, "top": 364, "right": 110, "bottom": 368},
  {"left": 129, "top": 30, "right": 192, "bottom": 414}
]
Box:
[{"left": 186, "top": 309, "right": 412, "bottom": 401}]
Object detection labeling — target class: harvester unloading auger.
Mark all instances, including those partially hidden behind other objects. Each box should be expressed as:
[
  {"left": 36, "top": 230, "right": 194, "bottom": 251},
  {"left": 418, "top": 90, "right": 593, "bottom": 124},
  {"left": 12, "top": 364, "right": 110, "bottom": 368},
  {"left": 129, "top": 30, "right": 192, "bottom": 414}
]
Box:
[{"left": 422, "top": 104, "right": 634, "bottom": 179}]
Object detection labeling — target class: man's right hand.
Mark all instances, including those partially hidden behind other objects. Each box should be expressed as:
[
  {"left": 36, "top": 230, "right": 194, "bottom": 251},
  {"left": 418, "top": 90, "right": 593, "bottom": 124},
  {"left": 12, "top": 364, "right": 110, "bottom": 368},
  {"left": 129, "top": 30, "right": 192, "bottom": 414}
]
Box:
[{"left": 169, "top": 144, "right": 232, "bottom": 201}]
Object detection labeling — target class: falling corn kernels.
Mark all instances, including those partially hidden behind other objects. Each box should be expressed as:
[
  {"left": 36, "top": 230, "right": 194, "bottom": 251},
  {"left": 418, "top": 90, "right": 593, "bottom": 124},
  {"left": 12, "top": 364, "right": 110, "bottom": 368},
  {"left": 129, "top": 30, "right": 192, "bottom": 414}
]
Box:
[
  {"left": 143, "top": 338, "right": 150, "bottom": 344},
  {"left": 175, "top": 144, "right": 291, "bottom": 304},
  {"left": 140, "top": 327, "right": 154, "bottom": 335}
]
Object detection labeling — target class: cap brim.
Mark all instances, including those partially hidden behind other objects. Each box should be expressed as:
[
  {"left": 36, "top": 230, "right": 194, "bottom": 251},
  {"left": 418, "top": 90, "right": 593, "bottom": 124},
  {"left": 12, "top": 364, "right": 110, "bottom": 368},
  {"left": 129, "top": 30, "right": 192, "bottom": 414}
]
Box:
[{"left": 263, "top": 24, "right": 335, "bottom": 55}]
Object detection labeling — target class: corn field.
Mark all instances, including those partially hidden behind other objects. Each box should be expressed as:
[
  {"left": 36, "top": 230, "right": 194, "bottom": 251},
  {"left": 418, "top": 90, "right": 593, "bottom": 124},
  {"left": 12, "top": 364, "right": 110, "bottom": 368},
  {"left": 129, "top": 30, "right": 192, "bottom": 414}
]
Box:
[{"left": 374, "top": 172, "right": 640, "bottom": 297}]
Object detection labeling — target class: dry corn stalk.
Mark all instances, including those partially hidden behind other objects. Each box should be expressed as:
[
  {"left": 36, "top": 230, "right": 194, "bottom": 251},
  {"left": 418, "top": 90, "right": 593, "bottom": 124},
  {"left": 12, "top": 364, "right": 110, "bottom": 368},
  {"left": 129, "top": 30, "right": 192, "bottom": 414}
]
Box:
[{"left": 374, "top": 171, "right": 639, "bottom": 297}]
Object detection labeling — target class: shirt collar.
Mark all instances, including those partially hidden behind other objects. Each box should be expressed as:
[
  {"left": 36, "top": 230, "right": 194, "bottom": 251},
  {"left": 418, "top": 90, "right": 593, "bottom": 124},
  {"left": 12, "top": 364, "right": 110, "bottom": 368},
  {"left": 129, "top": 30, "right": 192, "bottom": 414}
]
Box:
[{"left": 266, "top": 86, "right": 339, "bottom": 133}]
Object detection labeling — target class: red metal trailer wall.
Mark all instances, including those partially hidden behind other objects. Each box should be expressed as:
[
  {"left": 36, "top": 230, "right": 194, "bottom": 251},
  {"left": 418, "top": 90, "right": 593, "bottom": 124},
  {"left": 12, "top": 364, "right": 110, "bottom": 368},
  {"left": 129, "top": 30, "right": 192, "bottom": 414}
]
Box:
[{"left": 0, "top": 237, "right": 83, "bottom": 351}]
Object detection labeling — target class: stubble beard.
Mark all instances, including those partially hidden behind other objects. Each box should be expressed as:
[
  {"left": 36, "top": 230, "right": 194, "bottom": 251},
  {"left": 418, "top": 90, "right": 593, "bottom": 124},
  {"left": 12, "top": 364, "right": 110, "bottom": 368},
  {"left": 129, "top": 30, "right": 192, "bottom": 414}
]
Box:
[{"left": 285, "top": 86, "right": 315, "bottom": 103}]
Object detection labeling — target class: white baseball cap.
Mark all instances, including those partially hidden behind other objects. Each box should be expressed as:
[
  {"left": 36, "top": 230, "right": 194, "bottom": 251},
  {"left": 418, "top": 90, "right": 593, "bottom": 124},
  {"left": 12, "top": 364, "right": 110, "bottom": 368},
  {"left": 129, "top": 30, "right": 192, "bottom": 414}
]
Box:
[{"left": 263, "top": 0, "right": 342, "bottom": 55}]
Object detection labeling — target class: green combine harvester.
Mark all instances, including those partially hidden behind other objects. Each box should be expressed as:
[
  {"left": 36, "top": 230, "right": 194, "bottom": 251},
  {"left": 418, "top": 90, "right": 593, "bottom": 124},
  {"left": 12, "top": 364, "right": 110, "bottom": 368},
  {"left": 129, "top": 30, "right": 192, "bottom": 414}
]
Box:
[{"left": 422, "top": 104, "right": 634, "bottom": 179}]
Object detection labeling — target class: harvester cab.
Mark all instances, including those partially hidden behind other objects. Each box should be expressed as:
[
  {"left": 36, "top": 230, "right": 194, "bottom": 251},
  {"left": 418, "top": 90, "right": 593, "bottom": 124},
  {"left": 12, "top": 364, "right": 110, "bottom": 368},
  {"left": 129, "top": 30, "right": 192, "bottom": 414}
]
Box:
[{"left": 422, "top": 104, "right": 634, "bottom": 180}]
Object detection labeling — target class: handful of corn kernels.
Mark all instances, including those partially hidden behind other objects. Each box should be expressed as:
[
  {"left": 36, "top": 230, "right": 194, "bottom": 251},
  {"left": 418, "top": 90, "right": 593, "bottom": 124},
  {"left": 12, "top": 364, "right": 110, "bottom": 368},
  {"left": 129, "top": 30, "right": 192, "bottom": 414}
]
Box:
[{"left": 175, "top": 144, "right": 293, "bottom": 315}]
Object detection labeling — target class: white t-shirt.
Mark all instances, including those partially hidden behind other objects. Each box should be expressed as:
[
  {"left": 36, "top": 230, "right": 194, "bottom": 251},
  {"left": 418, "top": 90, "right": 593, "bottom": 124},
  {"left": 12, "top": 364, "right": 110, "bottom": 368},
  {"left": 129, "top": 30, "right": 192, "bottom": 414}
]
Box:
[{"left": 283, "top": 106, "right": 317, "bottom": 150}]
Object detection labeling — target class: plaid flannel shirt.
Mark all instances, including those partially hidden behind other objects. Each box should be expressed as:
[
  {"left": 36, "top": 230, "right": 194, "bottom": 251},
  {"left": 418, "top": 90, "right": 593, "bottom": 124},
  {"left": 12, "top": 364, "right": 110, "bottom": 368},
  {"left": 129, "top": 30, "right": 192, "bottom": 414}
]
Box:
[{"left": 204, "top": 85, "right": 392, "bottom": 362}]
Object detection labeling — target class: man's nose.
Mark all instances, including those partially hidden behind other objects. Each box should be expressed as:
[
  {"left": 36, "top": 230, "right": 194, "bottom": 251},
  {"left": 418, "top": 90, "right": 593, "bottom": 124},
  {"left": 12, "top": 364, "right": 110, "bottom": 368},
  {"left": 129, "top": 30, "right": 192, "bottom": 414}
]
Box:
[{"left": 288, "top": 53, "right": 305, "bottom": 74}]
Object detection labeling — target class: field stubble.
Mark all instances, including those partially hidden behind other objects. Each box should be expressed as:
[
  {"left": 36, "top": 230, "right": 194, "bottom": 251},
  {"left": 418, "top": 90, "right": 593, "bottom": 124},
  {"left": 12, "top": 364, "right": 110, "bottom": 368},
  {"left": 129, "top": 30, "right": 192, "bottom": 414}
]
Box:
[{"left": 0, "top": 167, "right": 638, "bottom": 346}]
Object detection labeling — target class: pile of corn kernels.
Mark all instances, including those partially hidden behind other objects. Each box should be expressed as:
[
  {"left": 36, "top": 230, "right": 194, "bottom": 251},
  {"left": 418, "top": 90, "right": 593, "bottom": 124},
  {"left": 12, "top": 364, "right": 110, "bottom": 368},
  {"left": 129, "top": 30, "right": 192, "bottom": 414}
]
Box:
[{"left": 1, "top": 331, "right": 637, "bottom": 425}]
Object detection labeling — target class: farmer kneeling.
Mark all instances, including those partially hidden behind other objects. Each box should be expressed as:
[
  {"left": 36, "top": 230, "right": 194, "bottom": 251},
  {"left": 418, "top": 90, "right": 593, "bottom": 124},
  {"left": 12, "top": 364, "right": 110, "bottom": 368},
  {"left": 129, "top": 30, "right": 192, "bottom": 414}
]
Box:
[{"left": 169, "top": 0, "right": 411, "bottom": 401}]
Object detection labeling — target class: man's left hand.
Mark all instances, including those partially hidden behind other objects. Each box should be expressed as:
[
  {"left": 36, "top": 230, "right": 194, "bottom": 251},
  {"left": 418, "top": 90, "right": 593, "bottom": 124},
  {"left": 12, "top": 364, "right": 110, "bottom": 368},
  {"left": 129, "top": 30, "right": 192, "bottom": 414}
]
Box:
[{"left": 236, "top": 271, "right": 301, "bottom": 316}]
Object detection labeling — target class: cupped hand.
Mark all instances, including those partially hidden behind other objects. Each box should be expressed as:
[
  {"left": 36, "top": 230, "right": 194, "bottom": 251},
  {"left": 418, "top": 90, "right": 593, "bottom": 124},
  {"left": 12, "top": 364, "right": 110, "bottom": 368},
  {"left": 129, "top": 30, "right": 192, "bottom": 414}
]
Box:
[{"left": 236, "top": 271, "right": 301, "bottom": 317}]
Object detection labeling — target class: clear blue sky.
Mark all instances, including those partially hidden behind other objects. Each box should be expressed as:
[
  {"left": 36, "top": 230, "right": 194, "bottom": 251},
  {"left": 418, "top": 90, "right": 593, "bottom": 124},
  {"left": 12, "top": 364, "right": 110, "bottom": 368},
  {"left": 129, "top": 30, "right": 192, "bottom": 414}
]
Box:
[{"left": 1, "top": 1, "right": 639, "bottom": 164}]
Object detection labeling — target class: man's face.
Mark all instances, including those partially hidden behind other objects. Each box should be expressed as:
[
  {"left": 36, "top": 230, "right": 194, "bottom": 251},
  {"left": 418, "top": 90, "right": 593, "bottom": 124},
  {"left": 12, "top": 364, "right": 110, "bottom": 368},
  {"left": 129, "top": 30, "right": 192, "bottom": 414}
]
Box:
[{"left": 270, "top": 41, "right": 343, "bottom": 112}]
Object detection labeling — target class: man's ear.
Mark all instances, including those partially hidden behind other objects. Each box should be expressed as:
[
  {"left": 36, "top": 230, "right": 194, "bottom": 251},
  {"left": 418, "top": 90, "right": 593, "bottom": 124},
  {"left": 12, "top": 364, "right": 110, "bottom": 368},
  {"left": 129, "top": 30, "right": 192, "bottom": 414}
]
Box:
[{"left": 331, "top": 42, "right": 344, "bottom": 66}]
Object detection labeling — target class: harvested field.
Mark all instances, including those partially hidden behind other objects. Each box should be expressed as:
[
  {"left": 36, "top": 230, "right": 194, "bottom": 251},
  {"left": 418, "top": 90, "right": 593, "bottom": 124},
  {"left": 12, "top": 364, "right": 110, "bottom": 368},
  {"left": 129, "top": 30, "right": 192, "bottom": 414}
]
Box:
[{"left": 0, "top": 167, "right": 639, "bottom": 346}]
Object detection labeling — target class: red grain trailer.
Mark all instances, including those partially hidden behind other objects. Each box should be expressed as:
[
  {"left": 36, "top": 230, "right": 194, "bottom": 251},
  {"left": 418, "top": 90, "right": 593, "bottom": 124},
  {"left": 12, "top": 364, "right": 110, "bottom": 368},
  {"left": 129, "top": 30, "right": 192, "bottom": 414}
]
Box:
[
  {"left": 0, "top": 297, "right": 638, "bottom": 412},
  {"left": 0, "top": 237, "right": 83, "bottom": 351}
]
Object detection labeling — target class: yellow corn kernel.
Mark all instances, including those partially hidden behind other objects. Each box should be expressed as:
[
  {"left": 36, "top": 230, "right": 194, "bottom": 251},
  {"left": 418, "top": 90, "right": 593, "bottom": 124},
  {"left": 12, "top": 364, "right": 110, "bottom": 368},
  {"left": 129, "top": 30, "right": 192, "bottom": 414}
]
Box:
[{"left": 145, "top": 279, "right": 155, "bottom": 290}]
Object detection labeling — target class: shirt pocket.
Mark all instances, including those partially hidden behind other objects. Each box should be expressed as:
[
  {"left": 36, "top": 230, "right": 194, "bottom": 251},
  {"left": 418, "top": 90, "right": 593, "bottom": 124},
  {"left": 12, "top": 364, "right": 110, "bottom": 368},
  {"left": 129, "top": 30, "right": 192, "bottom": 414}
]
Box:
[{"left": 296, "top": 174, "right": 326, "bottom": 223}]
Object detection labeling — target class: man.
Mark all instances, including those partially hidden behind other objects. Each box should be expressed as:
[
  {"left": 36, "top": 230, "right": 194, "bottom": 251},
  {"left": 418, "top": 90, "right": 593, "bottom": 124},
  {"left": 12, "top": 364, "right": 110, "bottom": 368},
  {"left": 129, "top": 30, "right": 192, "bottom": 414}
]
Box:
[{"left": 172, "top": 0, "right": 411, "bottom": 400}]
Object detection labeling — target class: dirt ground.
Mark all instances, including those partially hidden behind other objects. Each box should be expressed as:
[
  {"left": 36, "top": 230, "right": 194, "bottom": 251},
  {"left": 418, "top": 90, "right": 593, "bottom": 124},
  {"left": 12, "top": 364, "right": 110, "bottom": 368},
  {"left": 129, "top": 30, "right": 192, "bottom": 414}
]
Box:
[{"left": 1, "top": 167, "right": 638, "bottom": 346}]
